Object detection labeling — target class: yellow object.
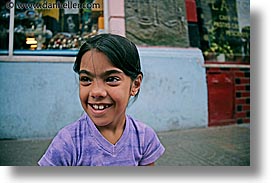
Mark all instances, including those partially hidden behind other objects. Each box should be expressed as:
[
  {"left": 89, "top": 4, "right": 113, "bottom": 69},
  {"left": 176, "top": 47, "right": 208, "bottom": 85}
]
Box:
[
  {"left": 98, "top": 16, "right": 104, "bottom": 29},
  {"left": 26, "top": 38, "right": 37, "bottom": 45}
]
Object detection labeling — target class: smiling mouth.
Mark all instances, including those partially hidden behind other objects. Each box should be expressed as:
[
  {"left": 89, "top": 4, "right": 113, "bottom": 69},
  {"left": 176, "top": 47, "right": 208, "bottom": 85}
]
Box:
[{"left": 90, "top": 104, "right": 112, "bottom": 110}]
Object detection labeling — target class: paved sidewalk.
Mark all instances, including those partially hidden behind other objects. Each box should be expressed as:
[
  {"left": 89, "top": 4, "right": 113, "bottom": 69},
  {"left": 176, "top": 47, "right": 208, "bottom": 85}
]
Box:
[
  {"left": 156, "top": 124, "right": 250, "bottom": 166},
  {"left": 0, "top": 124, "right": 250, "bottom": 166}
]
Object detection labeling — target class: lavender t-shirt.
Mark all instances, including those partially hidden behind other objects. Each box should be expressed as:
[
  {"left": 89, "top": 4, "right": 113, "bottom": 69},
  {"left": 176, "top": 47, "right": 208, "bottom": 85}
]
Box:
[{"left": 38, "top": 114, "right": 165, "bottom": 166}]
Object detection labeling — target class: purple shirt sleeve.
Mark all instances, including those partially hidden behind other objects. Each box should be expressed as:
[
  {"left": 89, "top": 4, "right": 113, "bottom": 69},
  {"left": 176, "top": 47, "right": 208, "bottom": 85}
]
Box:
[
  {"left": 38, "top": 129, "right": 76, "bottom": 166},
  {"left": 138, "top": 126, "right": 165, "bottom": 165}
]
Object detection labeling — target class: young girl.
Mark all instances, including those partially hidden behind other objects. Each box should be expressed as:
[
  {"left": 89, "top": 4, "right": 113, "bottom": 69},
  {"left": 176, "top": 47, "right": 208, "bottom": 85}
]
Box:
[{"left": 38, "top": 34, "right": 165, "bottom": 166}]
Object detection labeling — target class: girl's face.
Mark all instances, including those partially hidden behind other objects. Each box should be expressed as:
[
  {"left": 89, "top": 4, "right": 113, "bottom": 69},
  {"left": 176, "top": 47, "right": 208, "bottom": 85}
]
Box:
[{"left": 79, "top": 50, "right": 142, "bottom": 128}]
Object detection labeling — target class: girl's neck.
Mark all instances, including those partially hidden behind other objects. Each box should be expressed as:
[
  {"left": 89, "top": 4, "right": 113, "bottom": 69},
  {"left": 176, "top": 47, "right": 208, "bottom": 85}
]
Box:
[{"left": 96, "top": 116, "right": 126, "bottom": 145}]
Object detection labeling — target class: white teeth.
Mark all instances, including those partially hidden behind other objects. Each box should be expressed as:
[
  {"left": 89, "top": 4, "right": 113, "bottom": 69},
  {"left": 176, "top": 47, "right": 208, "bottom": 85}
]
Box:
[
  {"left": 93, "top": 105, "right": 99, "bottom": 110},
  {"left": 92, "top": 104, "right": 110, "bottom": 110}
]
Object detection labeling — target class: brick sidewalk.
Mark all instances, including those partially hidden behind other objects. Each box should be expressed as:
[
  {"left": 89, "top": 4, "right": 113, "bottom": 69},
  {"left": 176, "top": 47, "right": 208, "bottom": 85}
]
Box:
[{"left": 0, "top": 124, "right": 250, "bottom": 166}]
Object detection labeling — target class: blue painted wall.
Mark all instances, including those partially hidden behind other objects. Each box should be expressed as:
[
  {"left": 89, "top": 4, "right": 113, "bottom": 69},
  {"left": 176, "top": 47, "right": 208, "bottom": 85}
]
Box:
[
  {"left": 0, "top": 61, "right": 83, "bottom": 139},
  {"left": 0, "top": 48, "right": 208, "bottom": 139}
]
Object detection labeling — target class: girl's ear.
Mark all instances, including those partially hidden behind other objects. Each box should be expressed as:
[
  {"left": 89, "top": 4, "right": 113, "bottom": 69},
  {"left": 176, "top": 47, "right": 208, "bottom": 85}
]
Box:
[{"left": 131, "top": 74, "right": 143, "bottom": 96}]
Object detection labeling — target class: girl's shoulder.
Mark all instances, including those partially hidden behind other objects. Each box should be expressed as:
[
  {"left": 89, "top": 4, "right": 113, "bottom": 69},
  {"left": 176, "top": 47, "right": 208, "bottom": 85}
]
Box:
[
  {"left": 126, "top": 115, "right": 165, "bottom": 164},
  {"left": 63, "top": 114, "right": 87, "bottom": 129},
  {"left": 126, "top": 115, "right": 157, "bottom": 137},
  {"left": 57, "top": 114, "right": 89, "bottom": 139}
]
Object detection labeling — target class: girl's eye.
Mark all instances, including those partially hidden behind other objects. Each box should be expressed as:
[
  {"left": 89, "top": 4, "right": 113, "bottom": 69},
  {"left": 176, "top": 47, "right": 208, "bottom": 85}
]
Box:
[
  {"left": 79, "top": 76, "right": 91, "bottom": 85},
  {"left": 106, "top": 76, "right": 120, "bottom": 84}
]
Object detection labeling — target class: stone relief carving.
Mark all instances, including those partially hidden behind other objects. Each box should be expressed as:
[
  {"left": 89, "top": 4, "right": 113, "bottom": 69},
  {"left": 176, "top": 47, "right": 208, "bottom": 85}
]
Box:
[{"left": 125, "top": 0, "right": 189, "bottom": 47}]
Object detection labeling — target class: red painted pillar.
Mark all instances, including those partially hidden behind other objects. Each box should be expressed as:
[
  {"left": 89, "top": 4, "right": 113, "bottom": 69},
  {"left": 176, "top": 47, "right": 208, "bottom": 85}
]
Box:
[{"left": 207, "top": 71, "right": 235, "bottom": 126}]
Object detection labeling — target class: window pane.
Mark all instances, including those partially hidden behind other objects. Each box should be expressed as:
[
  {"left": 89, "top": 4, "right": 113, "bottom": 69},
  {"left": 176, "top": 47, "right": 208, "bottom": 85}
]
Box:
[
  {"left": 12, "top": 0, "right": 104, "bottom": 52},
  {"left": 0, "top": 0, "right": 10, "bottom": 54},
  {"left": 197, "top": 0, "right": 250, "bottom": 63}
]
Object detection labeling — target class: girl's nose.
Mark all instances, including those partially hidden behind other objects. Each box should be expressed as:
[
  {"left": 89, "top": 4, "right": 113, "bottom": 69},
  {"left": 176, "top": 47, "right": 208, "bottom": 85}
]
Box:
[{"left": 89, "top": 82, "right": 107, "bottom": 99}]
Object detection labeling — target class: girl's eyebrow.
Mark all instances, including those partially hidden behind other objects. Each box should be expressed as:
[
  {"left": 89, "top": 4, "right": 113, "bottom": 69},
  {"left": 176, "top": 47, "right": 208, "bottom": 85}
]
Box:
[
  {"left": 79, "top": 69, "right": 123, "bottom": 77},
  {"left": 79, "top": 70, "right": 95, "bottom": 77},
  {"left": 103, "top": 69, "right": 124, "bottom": 77}
]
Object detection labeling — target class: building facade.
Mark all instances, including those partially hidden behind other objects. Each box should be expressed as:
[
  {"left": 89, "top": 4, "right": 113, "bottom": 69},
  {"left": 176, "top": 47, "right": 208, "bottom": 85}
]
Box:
[{"left": 0, "top": 0, "right": 250, "bottom": 138}]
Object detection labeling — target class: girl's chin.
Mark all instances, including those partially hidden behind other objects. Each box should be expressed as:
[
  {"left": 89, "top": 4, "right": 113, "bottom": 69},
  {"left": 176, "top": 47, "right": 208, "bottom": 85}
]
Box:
[{"left": 86, "top": 113, "right": 112, "bottom": 126}]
